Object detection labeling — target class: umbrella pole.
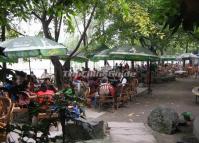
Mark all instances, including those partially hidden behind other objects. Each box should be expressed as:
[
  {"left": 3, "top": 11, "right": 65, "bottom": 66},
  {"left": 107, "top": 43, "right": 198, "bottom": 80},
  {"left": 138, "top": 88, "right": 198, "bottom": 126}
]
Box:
[
  {"left": 131, "top": 61, "right": 134, "bottom": 69},
  {"left": 147, "top": 60, "right": 152, "bottom": 95},
  {"left": 29, "top": 58, "right": 31, "bottom": 74}
]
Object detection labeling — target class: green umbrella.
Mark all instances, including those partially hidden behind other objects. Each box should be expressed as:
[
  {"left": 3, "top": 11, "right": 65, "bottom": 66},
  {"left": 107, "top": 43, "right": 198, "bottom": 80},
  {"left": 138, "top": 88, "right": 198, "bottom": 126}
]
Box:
[
  {"left": 87, "top": 43, "right": 109, "bottom": 59},
  {"left": 0, "top": 46, "right": 17, "bottom": 63},
  {"left": 1, "top": 36, "right": 67, "bottom": 73},
  {"left": 0, "top": 56, "right": 18, "bottom": 63},
  {"left": 66, "top": 51, "right": 88, "bottom": 63},
  {"left": 91, "top": 49, "right": 113, "bottom": 61},
  {"left": 2, "top": 36, "right": 67, "bottom": 58},
  {"left": 110, "top": 45, "right": 159, "bottom": 61},
  {"left": 160, "top": 55, "right": 177, "bottom": 61}
]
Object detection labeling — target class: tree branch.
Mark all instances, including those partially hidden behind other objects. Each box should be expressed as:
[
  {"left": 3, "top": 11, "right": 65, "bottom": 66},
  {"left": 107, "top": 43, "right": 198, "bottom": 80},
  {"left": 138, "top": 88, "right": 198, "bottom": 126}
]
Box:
[
  {"left": 9, "top": 28, "right": 26, "bottom": 36},
  {"left": 74, "top": 16, "right": 82, "bottom": 35},
  {"left": 31, "top": 11, "right": 42, "bottom": 21},
  {"left": 69, "top": 3, "right": 97, "bottom": 57}
]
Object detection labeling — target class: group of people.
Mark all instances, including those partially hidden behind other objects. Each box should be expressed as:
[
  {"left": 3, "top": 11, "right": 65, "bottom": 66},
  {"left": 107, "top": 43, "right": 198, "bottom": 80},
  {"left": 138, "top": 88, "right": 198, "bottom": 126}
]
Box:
[{"left": 0, "top": 69, "right": 76, "bottom": 108}]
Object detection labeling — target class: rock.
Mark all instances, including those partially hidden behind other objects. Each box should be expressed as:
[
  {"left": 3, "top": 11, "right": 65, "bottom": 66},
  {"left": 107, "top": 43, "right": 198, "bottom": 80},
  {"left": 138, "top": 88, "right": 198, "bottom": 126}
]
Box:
[
  {"left": 178, "top": 115, "right": 187, "bottom": 127},
  {"left": 64, "top": 120, "right": 107, "bottom": 141},
  {"left": 193, "top": 116, "right": 199, "bottom": 141},
  {"left": 148, "top": 106, "right": 179, "bottom": 134}
]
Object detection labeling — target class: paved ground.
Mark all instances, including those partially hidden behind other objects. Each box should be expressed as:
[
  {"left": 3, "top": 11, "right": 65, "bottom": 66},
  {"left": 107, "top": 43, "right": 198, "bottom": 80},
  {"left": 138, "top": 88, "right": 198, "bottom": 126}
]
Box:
[
  {"left": 95, "top": 78, "right": 199, "bottom": 143},
  {"left": 108, "top": 122, "right": 157, "bottom": 143}
]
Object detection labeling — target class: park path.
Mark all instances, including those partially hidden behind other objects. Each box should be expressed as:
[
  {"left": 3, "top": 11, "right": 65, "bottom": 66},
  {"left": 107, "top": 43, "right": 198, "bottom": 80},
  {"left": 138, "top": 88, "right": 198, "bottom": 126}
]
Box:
[
  {"left": 94, "top": 78, "right": 199, "bottom": 143},
  {"left": 98, "top": 78, "right": 199, "bottom": 123},
  {"left": 108, "top": 122, "right": 157, "bottom": 143}
]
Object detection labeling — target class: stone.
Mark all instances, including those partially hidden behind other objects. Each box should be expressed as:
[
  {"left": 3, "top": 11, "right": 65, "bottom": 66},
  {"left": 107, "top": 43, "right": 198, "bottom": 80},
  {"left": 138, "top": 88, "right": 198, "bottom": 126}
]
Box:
[
  {"left": 178, "top": 115, "right": 187, "bottom": 126},
  {"left": 148, "top": 106, "right": 179, "bottom": 134},
  {"left": 64, "top": 119, "right": 107, "bottom": 141},
  {"left": 193, "top": 116, "right": 199, "bottom": 141}
]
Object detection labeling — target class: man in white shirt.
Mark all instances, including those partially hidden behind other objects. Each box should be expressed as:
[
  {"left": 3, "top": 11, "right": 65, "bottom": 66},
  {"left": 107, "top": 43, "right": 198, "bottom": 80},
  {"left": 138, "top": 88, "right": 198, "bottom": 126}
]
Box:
[
  {"left": 41, "top": 69, "right": 50, "bottom": 79},
  {"left": 120, "top": 75, "right": 127, "bottom": 86}
]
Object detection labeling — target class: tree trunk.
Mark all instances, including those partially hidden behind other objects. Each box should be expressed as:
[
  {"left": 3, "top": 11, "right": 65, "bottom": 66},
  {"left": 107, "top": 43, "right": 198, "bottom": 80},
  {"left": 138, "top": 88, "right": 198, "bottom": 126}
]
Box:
[
  {"left": 50, "top": 56, "right": 64, "bottom": 89},
  {"left": 83, "top": 12, "right": 88, "bottom": 70},
  {"left": 41, "top": 20, "right": 64, "bottom": 89},
  {"left": 1, "top": 24, "right": 6, "bottom": 82},
  {"left": 63, "top": 58, "right": 71, "bottom": 71},
  {"left": 42, "top": 21, "right": 52, "bottom": 39},
  {"left": 85, "top": 61, "right": 88, "bottom": 70}
]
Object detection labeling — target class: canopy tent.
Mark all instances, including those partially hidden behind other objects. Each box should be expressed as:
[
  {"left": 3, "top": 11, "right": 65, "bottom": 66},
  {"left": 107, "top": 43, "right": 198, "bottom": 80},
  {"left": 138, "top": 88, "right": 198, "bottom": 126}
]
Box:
[{"left": 160, "top": 55, "right": 177, "bottom": 61}]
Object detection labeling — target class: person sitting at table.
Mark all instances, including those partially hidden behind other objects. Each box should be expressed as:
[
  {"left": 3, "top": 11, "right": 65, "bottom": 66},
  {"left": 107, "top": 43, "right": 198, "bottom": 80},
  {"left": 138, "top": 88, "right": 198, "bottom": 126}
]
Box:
[
  {"left": 41, "top": 69, "right": 50, "bottom": 79},
  {"left": 37, "top": 84, "right": 55, "bottom": 103},
  {"left": 119, "top": 75, "right": 127, "bottom": 87},
  {"left": 42, "top": 78, "right": 57, "bottom": 93},
  {"left": 56, "top": 80, "right": 75, "bottom": 98},
  {"left": 99, "top": 78, "right": 115, "bottom": 97}
]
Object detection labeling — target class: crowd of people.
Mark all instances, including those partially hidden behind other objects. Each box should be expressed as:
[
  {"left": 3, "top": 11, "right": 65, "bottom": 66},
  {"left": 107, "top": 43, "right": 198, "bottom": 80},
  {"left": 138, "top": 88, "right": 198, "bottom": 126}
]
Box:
[{"left": 0, "top": 61, "right": 198, "bottom": 113}]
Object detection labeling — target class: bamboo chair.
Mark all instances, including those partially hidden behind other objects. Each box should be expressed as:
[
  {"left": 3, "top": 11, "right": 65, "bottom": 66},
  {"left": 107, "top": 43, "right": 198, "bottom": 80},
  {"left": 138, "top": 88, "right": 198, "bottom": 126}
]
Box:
[
  {"left": 98, "top": 84, "right": 115, "bottom": 112},
  {"left": 116, "top": 85, "right": 129, "bottom": 106},
  {"left": 0, "top": 97, "right": 14, "bottom": 142},
  {"left": 130, "top": 78, "right": 139, "bottom": 101},
  {"left": 36, "top": 94, "right": 56, "bottom": 120}
]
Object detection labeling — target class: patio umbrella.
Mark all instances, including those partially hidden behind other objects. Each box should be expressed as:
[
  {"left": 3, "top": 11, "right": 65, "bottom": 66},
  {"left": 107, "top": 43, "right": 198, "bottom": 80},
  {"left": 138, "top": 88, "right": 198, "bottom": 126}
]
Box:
[
  {"left": 176, "top": 53, "right": 198, "bottom": 60},
  {"left": 110, "top": 45, "right": 159, "bottom": 61},
  {"left": 91, "top": 49, "right": 113, "bottom": 61},
  {"left": 1, "top": 36, "right": 67, "bottom": 73},
  {"left": 1, "top": 36, "right": 67, "bottom": 58},
  {"left": 110, "top": 45, "right": 158, "bottom": 94},
  {"left": 0, "top": 46, "right": 17, "bottom": 63},
  {"left": 65, "top": 50, "right": 88, "bottom": 63},
  {"left": 87, "top": 44, "right": 109, "bottom": 59},
  {"left": 160, "top": 55, "right": 177, "bottom": 61}
]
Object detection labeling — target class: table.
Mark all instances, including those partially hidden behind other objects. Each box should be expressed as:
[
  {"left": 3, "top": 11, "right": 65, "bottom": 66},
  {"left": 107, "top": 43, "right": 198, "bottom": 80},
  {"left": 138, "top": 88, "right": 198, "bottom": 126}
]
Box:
[
  {"left": 174, "top": 70, "right": 188, "bottom": 77},
  {"left": 192, "top": 86, "right": 199, "bottom": 103}
]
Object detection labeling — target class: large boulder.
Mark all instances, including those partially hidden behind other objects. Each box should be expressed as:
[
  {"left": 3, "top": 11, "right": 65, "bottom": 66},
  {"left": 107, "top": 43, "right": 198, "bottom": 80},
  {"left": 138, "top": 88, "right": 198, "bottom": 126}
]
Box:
[
  {"left": 148, "top": 106, "right": 179, "bottom": 134},
  {"left": 64, "top": 120, "right": 107, "bottom": 141},
  {"left": 193, "top": 116, "right": 199, "bottom": 141}
]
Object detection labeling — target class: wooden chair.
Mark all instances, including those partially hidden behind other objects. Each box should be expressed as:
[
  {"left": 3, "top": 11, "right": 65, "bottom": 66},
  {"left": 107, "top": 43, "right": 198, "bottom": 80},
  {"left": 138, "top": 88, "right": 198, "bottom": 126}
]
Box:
[
  {"left": 129, "top": 78, "right": 138, "bottom": 101},
  {"left": 36, "top": 94, "right": 55, "bottom": 120},
  {"left": 116, "top": 85, "right": 129, "bottom": 107},
  {"left": 0, "top": 97, "right": 14, "bottom": 142},
  {"left": 98, "top": 84, "right": 115, "bottom": 112}
]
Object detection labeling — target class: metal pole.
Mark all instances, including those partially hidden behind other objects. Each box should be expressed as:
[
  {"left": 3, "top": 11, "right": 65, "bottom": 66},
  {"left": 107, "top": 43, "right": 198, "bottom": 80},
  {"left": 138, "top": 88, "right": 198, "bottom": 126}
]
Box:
[
  {"left": 29, "top": 58, "right": 31, "bottom": 74},
  {"left": 147, "top": 60, "right": 152, "bottom": 94}
]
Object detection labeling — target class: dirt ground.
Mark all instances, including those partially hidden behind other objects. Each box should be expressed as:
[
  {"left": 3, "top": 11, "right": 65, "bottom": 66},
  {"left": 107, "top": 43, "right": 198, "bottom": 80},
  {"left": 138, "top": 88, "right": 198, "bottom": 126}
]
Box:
[{"left": 97, "top": 77, "right": 199, "bottom": 143}]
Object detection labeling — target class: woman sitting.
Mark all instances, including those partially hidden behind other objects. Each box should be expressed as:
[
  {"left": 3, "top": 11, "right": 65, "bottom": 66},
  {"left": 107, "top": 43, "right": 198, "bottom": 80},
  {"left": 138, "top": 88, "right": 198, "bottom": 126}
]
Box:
[{"left": 36, "top": 84, "right": 55, "bottom": 104}]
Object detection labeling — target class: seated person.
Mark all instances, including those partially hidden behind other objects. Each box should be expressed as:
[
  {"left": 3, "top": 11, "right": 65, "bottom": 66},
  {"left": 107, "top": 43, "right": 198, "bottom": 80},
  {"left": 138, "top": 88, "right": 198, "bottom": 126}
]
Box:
[
  {"left": 99, "top": 78, "right": 115, "bottom": 97},
  {"left": 119, "top": 75, "right": 127, "bottom": 87},
  {"left": 56, "top": 80, "right": 75, "bottom": 97},
  {"left": 42, "top": 78, "right": 57, "bottom": 93},
  {"left": 37, "top": 84, "right": 55, "bottom": 103}
]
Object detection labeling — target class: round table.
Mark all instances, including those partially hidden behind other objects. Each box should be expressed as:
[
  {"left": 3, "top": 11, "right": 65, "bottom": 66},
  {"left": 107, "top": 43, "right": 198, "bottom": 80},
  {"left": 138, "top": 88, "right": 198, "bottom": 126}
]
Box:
[
  {"left": 174, "top": 70, "right": 187, "bottom": 77},
  {"left": 192, "top": 86, "right": 199, "bottom": 103}
]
